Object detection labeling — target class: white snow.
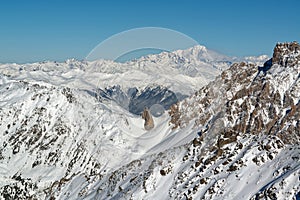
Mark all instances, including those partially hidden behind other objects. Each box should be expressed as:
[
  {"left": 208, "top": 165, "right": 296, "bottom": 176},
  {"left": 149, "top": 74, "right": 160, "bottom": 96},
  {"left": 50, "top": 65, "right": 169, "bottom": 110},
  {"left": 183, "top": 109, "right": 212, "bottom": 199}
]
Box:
[{"left": 1, "top": 44, "right": 298, "bottom": 200}]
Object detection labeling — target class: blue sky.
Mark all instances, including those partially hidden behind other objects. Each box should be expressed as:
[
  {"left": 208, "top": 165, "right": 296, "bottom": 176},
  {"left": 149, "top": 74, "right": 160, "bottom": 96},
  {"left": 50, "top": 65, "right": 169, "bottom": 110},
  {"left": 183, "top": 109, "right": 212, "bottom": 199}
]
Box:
[{"left": 0, "top": 0, "right": 299, "bottom": 63}]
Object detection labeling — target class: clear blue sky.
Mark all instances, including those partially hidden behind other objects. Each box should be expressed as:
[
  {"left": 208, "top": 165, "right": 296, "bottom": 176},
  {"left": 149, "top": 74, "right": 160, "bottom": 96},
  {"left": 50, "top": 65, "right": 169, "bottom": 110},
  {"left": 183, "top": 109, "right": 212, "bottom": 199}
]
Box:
[{"left": 0, "top": 0, "right": 299, "bottom": 63}]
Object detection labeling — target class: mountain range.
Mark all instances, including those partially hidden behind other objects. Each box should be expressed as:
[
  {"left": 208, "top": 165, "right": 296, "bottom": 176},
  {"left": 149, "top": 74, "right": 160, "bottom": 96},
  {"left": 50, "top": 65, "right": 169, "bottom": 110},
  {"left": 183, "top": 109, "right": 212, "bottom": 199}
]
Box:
[{"left": 0, "top": 42, "right": 299, "bottom": 199}]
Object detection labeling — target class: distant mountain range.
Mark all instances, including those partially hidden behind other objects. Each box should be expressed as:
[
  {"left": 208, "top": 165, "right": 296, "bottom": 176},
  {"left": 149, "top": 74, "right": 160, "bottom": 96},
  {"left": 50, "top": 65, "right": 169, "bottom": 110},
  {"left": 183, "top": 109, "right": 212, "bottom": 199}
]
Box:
[
  {"left": 0, "top": 45, "right": 268, "bottom": 116},
  {"left": 0, "top": 45, "right": 268, "bottom": 94}
]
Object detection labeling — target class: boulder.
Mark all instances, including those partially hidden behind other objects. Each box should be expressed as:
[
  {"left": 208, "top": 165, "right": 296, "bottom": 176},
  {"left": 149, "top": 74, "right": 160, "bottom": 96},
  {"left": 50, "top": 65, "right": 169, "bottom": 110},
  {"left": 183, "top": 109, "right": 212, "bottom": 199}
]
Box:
[{"left": 142, "top": 107, "right": 154, "bottom": 130}]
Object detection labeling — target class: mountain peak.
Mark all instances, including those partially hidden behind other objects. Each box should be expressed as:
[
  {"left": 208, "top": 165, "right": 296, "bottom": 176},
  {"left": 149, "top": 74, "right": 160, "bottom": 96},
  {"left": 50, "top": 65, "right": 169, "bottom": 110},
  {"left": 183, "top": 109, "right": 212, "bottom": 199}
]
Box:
[
  {"left": 170, "top": 41, "right": 300, "bottom": 143},
  {"left": 187, "top": 45, "right": 208, "bottom": 53},
  {"left": 169, "top": 45, "right": 237, "bottom": 66},
  {"left": 272, "top": 41, "right": 300, "bottom": 66}
]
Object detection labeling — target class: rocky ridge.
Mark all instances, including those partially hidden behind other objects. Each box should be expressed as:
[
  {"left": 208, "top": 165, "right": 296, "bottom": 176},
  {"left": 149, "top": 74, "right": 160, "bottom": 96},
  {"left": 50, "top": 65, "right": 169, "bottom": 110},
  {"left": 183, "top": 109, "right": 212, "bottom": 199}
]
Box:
[
  {"left": 81, "top": 42, "right": 299, "bottom": 199},
  {"left": 43, "top": 42, "right": 300, "bottom": 199},
  {"left": 170, "top": 42, "right": 300, "bottom": 144}
]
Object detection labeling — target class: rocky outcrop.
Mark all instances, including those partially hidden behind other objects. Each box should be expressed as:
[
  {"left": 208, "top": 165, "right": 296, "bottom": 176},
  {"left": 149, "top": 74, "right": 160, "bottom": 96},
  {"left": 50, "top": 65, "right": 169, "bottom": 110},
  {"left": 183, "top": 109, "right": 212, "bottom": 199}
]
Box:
[
  {"left": 272, "top": 41, "right": 300, "bottom": 66},
  {"left": 170, "top": 41, "right": 300, "bottom": 144},
  {"left": 142, "top": 107, "right": 154, "bottom": 130},
  {"left": 96, "top": 85, "right": 183, "bottom": 116}
]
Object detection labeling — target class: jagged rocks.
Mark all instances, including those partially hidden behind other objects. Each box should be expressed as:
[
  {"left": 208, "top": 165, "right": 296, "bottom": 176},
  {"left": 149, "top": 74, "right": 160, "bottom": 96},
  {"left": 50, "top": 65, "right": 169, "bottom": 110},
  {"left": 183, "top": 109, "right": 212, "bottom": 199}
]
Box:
[
  {"left": 142, "top": 107, "right": 155, "bottom": 130},
  {"left": 169, "top": 104, "right": 180, "bottom": 129},
  {"left": 272, "top": 41, "right": 300, "bottom": 66},
  {"left": 98, "top": 85, "right": 182, "bottom": 115},
  {"left": 170, "top": 42, "right": 300, "bottom": 145}
]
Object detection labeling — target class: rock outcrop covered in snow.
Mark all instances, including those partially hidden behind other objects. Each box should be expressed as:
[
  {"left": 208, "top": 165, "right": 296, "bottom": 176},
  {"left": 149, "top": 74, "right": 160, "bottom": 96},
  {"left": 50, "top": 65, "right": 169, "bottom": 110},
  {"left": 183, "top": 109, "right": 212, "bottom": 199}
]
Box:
[
  {"left": 170, "top": 42, "right": 300, "bottom": 144},
  {"left": 142, "top": 108, "right": 155, "bottom": 130},
  {"left": 272, "top": 41, "right": 300, "bottom": 66}
]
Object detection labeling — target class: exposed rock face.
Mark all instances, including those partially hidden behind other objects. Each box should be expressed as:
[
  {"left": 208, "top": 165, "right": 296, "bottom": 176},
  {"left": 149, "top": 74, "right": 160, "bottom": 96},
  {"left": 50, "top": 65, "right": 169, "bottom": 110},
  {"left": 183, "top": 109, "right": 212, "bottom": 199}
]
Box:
[
  {"left": 272, "top": 41, "right": 300, "bottom": 66},
  {"left": 142, "top": 107, "right": 155, "bottom": 130},
  {"left": 170, "top": 42, "right": 300, "bottom": 144},
  {"left": 96, "top": 85, "right": 183, "bottom": 115}
]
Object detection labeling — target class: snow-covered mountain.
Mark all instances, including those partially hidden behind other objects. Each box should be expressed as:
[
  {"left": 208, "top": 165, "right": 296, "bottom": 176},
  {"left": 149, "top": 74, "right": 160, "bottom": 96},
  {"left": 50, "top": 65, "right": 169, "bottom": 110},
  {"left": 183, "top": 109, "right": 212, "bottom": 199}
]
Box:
[
  {"left": 0, "top": 45, "right": 267, "bottom": 96},
  {"left": 1, "top": 43, "right": 299, "bottom": 200},
  {"left": 0, "top": 45, "right": 266, "bottom": 116}
]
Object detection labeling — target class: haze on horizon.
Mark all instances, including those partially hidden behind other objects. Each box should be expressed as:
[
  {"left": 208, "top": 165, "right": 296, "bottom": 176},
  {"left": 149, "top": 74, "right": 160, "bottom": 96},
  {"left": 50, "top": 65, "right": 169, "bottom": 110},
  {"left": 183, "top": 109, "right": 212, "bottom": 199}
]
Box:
[{"left": 0, "top": 0, "right": 299, "bottom": 63}]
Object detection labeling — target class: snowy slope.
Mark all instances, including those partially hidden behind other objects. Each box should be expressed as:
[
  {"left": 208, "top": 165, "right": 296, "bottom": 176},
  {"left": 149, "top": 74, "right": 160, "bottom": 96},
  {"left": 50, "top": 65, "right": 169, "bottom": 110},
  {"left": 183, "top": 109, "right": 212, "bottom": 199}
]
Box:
[
  {"left": 60, "top": 42, "right": 298, "bottom": 199},
  {"left": 0, "top": 45, "right": 233, "bottom": 199},
  {"left": 0, "top": 75, "right": 183, "bottom": 199},
  {"left": 1, "top": 43, "right": 298, "bottom": 200}
]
